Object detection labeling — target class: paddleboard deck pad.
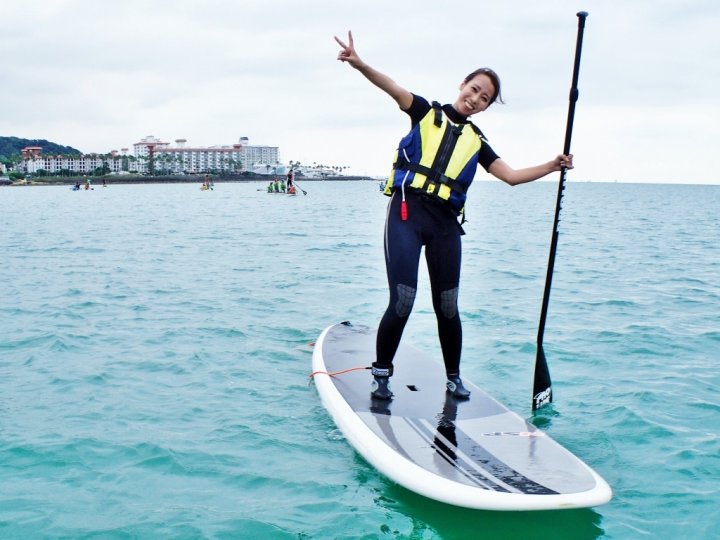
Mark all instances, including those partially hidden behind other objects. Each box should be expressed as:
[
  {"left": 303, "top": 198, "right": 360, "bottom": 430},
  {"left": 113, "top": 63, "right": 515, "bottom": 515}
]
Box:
[{"left": 312, "top": 322, "right": 611, "bottom": 510}]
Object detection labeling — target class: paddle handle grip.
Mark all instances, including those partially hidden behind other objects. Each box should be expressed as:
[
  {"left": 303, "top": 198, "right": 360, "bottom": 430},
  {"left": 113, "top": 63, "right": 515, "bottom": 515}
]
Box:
[{"left": 562, "top": 11, "right": 589, "bottom": 156}]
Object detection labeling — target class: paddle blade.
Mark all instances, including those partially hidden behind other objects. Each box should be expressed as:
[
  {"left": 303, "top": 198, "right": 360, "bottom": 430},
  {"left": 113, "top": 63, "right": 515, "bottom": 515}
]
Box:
[{"left": 532, "top": 345, "right": 553, "bottom": 411}]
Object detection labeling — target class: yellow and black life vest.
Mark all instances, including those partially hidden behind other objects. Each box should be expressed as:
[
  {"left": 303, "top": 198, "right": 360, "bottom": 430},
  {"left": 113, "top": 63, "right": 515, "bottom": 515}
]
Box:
[{"left": 385, "top": 101, "right": 486, "bottom": 213}]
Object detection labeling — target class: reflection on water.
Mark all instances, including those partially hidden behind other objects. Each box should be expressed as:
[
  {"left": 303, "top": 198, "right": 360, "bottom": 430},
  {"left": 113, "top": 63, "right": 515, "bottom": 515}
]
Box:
[
  {"left": 529, "top": 402, "right": 561, "bottom": 430},
  {"left": 379, "top": 482, "right": 605, "bottom": 540}
]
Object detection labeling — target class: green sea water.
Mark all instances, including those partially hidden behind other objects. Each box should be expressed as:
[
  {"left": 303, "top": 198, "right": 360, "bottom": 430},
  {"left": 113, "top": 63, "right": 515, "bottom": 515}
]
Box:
[{"left": 1, "top": 181, "right": 718, "bottom": 539}]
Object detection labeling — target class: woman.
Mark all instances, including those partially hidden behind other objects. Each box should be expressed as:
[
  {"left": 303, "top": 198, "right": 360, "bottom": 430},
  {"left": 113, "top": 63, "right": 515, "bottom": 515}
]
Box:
[{"left": 335, "top": 31, "right": 573, "bottom": 401}]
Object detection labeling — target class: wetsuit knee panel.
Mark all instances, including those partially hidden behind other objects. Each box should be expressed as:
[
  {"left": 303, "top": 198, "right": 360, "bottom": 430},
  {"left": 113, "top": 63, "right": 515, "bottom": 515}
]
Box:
[
  {"left": 439, "top": 287, "right": 459, "bottom": 319},
  {"left": 395, "top": 284, "right": 417, "bottom": 318}
]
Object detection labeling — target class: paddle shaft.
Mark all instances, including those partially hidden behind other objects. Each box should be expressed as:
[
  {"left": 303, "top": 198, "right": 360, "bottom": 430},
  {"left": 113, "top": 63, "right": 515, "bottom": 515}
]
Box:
[
  {"left": 293, "top": 180, "right": 307, "bottom": 195},
  {"left": 533, "top": 11, "right": 588, "bottom": 411}
]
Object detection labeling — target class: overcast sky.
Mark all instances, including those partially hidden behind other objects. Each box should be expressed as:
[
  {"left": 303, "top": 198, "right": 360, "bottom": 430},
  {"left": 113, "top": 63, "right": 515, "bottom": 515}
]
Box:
[{"left": 2, "top": 0, "right": 718, "bottom": 183}]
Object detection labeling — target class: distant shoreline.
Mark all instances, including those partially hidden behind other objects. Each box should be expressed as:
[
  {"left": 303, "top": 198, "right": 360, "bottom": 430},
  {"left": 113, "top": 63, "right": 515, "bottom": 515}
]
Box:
[{"left": 1, "top": 174, "right": 377, "bottom": 187}]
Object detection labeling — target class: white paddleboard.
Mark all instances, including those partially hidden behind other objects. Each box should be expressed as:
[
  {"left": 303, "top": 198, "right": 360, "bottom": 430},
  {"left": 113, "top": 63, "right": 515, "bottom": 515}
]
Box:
[{"left": 312, "top": 321, "right": 612, "bottom": 511}]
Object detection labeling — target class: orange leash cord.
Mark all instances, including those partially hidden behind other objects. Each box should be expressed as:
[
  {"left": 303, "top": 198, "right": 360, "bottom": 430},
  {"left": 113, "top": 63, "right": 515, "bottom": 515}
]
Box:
[{"left": 309, "top": 366, "right": 370, "bottom": 379}]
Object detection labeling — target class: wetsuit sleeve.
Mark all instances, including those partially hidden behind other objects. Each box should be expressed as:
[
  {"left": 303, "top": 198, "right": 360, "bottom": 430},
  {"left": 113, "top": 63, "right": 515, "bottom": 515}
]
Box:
[
  {"left": 403, "top": 94, "right": 431, "bottom": 126},
  {"left": 478, "top": 142, "right": 500, "bottom": 172}
]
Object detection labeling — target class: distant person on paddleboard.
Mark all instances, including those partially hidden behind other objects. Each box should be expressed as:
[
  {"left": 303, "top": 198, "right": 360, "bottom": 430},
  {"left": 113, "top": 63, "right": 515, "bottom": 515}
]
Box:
[{"left": 335, "top": 30, "right": 574, "bottom": 401}]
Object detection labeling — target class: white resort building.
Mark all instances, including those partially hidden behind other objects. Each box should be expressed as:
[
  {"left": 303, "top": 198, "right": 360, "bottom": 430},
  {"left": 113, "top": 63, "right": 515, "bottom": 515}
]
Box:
[
  {"left": 17, "top": 136, "right": 283, "bottom": 176},
  {"left": 133, "top": 135, "right": 282, "bottom": 175},
  {"left": 19, "top": 146, "right": 124, "bottom": 176}
]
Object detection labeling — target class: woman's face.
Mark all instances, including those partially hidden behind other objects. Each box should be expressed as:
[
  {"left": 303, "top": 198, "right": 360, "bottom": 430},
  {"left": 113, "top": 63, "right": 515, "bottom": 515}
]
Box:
[{"left": 453, "top": 73, "right": 496, "bottom": 117}]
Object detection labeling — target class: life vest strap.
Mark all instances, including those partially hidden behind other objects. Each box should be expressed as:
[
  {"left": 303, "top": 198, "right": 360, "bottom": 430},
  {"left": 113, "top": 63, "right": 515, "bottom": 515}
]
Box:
[
  {"left": 430, "top": 100, "right": 487, "bottom": 141},
  {"left": 392, "top": 157, "right": 468, "bottom": 195},
  {"left": 431, "top": 101, "right": 443, "bottom": 127}
]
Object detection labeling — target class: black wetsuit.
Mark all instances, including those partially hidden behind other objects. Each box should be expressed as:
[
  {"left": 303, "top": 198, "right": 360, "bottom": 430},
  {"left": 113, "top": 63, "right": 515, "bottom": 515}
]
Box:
[{"left": 375, "top": 94, "right": 499, "bottom": 377}]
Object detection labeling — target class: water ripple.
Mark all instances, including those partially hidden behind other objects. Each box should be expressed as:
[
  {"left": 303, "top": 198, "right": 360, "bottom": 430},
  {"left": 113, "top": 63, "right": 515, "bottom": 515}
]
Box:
[{"left": 0, "top": 182, "right": 718, "bottom": 538}]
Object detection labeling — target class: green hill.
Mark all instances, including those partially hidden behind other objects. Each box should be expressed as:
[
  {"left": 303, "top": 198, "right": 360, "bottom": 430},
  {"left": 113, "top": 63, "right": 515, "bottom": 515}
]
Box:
[{"left": 0, "top": 136, "right": 82, "bottom": 161}]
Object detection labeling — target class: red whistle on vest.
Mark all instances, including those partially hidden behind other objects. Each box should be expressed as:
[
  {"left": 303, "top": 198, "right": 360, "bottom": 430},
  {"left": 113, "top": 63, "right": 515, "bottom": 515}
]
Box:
[{"left": 401, "top": 200, "right": 408, "bottom": 221}]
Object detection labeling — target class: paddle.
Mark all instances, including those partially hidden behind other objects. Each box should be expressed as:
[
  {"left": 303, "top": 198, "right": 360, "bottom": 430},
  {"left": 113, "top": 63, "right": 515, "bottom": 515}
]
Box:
[
  {"left": 293, "top": 180, "right": 307, "bottom": 195},
  {"left": 533, "top": 11, "right": 589, "bottom": 412}
]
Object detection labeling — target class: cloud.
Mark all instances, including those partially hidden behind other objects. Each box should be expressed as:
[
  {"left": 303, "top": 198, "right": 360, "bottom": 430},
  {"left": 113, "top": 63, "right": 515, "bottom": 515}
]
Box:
[{"left": 1, "top": 0, "right": 718, "bottom": 183}]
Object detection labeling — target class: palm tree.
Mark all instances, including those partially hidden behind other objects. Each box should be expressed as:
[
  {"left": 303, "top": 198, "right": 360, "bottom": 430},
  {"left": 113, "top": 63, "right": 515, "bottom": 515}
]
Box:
[
  {"left": 135, "top": 155, "right": 147, "bottom": 174},
  {"left": 103, "top": 153, "right": 112, "bottom": 175}
]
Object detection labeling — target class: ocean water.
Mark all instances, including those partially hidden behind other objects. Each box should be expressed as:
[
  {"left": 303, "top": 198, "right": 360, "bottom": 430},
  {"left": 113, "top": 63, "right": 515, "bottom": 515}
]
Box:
[{"left": 0, "top": 180, "right": 718, "bottom": 539}]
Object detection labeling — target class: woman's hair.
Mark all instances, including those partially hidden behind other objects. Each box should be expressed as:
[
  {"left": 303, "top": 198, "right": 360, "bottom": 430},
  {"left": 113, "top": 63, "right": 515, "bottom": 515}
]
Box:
[{"left": 464, "top": 68, "right": 504, "bottom": 105}]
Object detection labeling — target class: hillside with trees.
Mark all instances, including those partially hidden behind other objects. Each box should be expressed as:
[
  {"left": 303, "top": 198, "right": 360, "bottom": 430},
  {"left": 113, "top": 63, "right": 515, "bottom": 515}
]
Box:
[{"left": 0, "top": 136, "right": 82, "bottom": 164}]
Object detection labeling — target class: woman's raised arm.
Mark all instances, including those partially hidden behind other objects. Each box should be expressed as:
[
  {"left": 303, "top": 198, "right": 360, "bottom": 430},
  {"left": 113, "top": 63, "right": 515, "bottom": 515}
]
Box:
[{"left": 335, "top": 30, "right": 413, "bottom": 110}]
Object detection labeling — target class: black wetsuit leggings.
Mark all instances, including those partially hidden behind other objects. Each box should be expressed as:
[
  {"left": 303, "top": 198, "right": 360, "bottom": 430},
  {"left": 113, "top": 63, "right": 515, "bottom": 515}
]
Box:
[{"left": 376, "top": 190, "right": 463, "bottom": 377}]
